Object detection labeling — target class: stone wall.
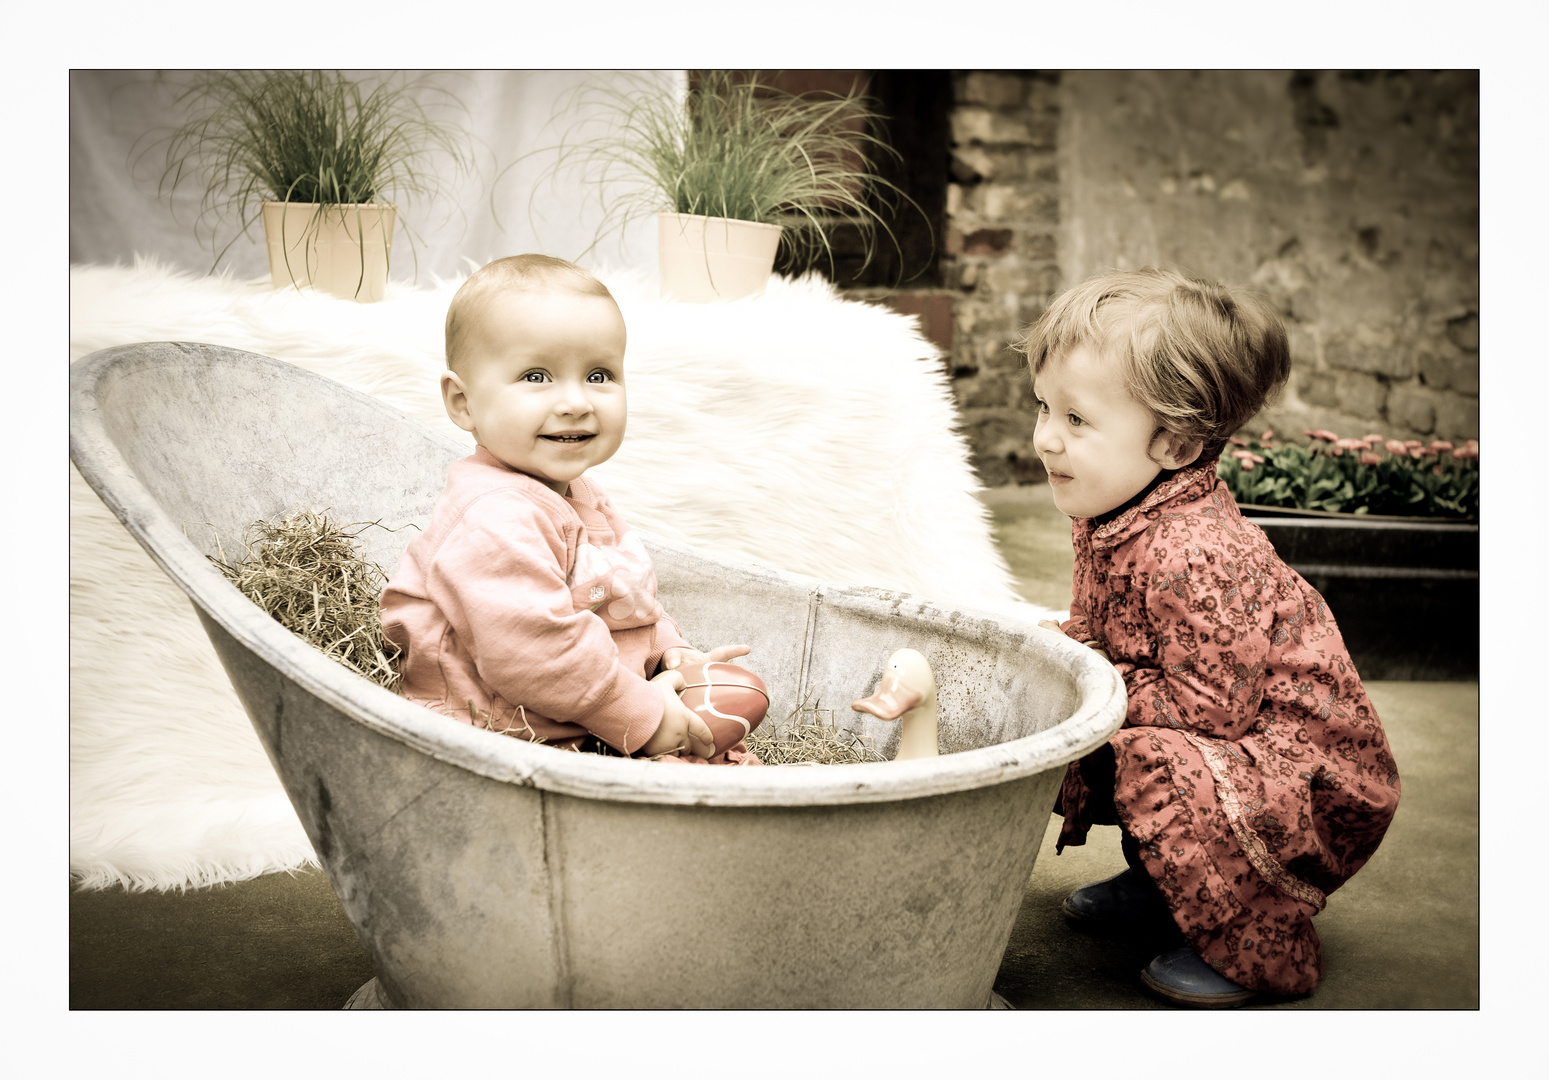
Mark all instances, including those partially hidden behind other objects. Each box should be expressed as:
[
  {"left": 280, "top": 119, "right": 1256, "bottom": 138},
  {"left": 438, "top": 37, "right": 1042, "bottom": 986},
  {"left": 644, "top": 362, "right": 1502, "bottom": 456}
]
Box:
[
  {"left": 853, "top": 70, "right": 1480, "bottom": 487},
  {"left": 1059, "top": 70, "right": 1479, "bottom": 453}
]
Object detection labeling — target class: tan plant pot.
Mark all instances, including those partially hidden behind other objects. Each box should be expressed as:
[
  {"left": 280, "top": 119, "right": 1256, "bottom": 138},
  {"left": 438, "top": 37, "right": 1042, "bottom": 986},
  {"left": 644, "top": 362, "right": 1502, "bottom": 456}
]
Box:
[
  {"left": 261, "top": 202, "right": 396, "bottom": 302},
  {"left": 657, "top": 212, "right": 783, "bottom": 302}
]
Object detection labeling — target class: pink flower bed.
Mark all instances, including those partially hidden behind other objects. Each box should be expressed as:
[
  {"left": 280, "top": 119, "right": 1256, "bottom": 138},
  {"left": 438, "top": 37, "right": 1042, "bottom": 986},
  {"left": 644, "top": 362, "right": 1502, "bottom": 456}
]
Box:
[{"left": 1218, "top": 429, "right": 1478, "bottom": 518}]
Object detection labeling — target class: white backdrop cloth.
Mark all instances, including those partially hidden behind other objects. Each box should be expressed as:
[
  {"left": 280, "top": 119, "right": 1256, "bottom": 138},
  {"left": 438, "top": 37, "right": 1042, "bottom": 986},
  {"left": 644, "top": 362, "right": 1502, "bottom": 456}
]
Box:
[
  {"left": 69, "top": 259, "right": 1054, "bottom": 891},
  {"left": 69, "top": 70, "right": 675, "bottom": 283}
]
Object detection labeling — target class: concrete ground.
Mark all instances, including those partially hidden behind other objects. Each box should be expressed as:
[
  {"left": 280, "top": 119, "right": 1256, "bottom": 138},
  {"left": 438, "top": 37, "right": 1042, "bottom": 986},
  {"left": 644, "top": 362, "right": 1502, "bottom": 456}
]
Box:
[{"left": 69, "top": 484, "right": 1479, "bottom": 1009}]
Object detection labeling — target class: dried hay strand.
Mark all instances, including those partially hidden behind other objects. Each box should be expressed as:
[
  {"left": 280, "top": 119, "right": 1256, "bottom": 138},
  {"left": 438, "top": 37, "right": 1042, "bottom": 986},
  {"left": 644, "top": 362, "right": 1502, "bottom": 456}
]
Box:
[
  {"left": 209, "top": 511, "right": 403, "bottom": 693},
  {"left": 746, "top": 699, "right": 887, "bottom": 766}
]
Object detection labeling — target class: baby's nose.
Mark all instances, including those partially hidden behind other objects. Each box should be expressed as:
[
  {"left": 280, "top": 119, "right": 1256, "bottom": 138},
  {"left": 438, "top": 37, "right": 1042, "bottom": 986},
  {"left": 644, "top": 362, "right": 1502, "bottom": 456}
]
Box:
[{"left": 554, "top": 382, "right": 593, "bottom": 414}]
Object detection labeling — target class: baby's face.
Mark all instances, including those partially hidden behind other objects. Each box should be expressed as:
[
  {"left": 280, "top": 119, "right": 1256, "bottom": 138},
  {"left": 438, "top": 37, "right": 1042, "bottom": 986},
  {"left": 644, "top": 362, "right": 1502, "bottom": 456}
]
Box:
[
  {"left": 443, "top": 288, "right": 628, "bottom": 495},
  {"left": 1031, "top": 344, "right": 1170, "bottom": 519}
]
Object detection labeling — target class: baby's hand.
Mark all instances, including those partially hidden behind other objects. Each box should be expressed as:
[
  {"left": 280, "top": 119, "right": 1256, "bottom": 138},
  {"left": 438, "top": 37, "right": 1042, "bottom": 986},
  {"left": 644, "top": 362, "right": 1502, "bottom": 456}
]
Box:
[
  {"left": 637, "top": 668, "right": 715, "bottom": 759},
  {"left": 1038, "top": 619, "right": 1063, "bottom": 633},
  {"left": 661, "top": 643, "right": 752, "bottom": 670}
]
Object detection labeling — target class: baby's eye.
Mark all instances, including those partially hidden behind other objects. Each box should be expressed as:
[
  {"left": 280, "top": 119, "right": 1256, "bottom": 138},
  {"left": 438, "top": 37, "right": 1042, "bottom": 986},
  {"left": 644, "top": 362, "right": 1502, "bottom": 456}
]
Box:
[
  {"left": 1068, "top": 412, "right": 1085, "bottom": 427},
  {"left": 1032, "top": 397, "right": 1049, "bottom": 413},
  {"left": 586, "top": 369, "right": 613, "bottom": 384},
  {"left": 522, "top": 370, "right": 550, "bottom": 383}
]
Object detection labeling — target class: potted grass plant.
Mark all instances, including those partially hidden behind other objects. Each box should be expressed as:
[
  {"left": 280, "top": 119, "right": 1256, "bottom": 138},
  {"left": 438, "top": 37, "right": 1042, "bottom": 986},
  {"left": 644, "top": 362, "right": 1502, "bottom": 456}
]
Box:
[
  {"left": 533, "top": 70, "right": 911, "bottom": 302},
  {"left": 153, "top": 70, "right": 474, "bottom": 301},
  {"left": 1218, "top": 429, "right": 1480, "bottom": 679}
]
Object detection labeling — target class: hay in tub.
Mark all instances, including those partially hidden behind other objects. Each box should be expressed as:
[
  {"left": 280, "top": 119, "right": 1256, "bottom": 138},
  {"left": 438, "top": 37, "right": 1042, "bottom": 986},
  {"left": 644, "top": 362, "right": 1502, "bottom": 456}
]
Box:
[
  {"left": 212, "top": 512, "right": 885, "bottom": 765},
  {"left": 209, "top": 511, "right": 405, "bottom": 693},
  {"left": 746, "top": 698, "right": 887, "bottom": 765}
]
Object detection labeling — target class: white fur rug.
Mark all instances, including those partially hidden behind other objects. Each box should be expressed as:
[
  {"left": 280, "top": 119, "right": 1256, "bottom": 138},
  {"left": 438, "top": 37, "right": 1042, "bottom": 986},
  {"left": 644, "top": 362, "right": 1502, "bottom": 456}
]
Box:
[{"left": 70, "top": 258, "right": 1055, "bottom": 891}]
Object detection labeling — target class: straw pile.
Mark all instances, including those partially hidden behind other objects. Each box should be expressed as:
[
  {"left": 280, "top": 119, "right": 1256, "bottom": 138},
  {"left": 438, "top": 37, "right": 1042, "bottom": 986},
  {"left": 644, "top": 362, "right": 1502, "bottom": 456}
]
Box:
[
  {"left": 747, "top": 700, "right": 887, "bottom": 766},
  {"left": 210, "top": 511, "right": 403, "bottom": 693}
]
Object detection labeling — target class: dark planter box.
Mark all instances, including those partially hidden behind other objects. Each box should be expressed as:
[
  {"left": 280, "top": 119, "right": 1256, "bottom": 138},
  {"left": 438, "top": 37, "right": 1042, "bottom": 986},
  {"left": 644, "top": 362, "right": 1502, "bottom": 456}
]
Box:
[{"left": 1241, "top": 506, "right": 1479, "bottom": 682}]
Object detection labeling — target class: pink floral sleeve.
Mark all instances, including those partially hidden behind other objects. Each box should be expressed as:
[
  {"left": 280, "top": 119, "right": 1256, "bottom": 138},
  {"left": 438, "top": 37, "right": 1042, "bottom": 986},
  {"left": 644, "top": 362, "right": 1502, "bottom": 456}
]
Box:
[
  {"left": 1118, "top": 545, "right": 1279, "bottom": 740},
  {"left": 1059, "top": 595, "right": 1093, "bottom": 645}
]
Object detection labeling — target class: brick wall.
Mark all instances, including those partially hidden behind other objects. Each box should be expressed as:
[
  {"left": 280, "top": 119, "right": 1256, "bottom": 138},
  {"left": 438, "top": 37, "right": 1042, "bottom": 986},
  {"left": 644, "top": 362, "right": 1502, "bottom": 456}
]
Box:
[
  {"left": 943, "top": 72, "right": 1062, "bottom": 485},
  {"left": 848, "top": 71, "right": 1062, "bottom": 487}
]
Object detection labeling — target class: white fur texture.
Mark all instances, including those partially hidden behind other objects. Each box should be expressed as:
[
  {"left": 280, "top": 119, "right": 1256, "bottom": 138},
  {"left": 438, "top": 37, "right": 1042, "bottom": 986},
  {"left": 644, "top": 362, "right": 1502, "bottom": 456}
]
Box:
[{"left": 70, "top": 259, "right": 1054, "bottom": 891}]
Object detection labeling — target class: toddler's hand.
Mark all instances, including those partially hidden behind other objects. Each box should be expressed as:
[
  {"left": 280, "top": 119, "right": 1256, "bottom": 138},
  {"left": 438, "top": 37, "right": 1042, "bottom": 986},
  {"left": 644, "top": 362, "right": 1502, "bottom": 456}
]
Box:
[
  {"left": 1039, "top": 619, "right": 1111, "bottom": 661},
  {"left": 637, "top": 668, "right": 716, "bottom": 759},
  {"left": 661, "top": 643, "right": 752, "bottom": 670}
]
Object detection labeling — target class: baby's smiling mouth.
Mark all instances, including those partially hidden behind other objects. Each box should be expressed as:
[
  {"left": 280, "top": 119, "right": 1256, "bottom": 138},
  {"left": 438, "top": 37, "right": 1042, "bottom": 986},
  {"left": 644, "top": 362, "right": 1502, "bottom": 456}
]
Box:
[{"left": 541, "top": 432, "right": 594, "bottom": 443}]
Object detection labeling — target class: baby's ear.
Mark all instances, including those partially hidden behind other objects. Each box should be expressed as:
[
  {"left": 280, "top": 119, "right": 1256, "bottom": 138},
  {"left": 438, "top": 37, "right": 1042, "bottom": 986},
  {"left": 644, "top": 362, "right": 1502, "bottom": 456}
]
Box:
[
  {"left": 440, "top": 370, "right": 476, "bottom": 433},
  {"left": 1154, "top": 431, "right": 1203, "bottom": 470}
]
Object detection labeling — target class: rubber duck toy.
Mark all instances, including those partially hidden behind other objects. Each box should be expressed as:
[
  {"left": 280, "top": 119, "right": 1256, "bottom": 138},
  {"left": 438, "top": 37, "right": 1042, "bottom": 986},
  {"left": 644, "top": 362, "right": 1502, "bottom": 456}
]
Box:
[{"left": 851, "top": 648, "right": 939, "bottom": 761}]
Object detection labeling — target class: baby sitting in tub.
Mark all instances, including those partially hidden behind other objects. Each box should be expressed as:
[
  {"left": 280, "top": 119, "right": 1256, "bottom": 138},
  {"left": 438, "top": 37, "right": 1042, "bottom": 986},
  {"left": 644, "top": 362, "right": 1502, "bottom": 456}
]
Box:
[{"left": 380, "top": 254, "right": 758, "bottom": 764}]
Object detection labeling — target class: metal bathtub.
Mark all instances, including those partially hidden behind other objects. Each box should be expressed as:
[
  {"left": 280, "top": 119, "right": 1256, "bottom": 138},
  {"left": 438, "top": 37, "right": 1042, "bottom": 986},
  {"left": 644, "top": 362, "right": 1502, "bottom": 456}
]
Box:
[{"left": 69, "top": 342, "right": 1124, "bottom": 1008}]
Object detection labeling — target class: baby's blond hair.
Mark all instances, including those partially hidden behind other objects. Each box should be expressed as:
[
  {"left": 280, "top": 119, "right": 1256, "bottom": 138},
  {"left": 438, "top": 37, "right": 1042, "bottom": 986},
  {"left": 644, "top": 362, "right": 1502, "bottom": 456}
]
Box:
[
  {"left": 444, "top": 254, "right": 618, "bottom": 374},
  {"left": 1016, "top": 267, "right": 1291, "bottom": 458}
]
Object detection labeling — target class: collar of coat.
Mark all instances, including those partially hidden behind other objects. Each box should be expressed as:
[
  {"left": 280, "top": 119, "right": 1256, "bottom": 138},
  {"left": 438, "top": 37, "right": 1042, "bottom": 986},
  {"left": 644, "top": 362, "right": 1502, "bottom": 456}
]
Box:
[{"left": 1076, "top": 459, "right": 1232, "bottom": 552}]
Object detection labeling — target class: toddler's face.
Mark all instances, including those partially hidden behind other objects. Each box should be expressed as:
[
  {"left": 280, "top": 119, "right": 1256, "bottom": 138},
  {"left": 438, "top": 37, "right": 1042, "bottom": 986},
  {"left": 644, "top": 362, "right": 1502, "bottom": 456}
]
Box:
[
  {"left": 442, "top": 288, "right": 627, "bottom": 495},
  {"left": 1032, "top": 344, "right": 1176, "bottom": 519}
]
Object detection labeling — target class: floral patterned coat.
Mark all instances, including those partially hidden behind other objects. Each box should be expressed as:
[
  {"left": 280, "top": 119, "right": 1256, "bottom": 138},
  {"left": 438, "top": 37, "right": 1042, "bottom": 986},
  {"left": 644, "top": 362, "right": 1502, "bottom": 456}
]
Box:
[{"left": 1056, "top": 461, "right": 1401, "bottom": 995}]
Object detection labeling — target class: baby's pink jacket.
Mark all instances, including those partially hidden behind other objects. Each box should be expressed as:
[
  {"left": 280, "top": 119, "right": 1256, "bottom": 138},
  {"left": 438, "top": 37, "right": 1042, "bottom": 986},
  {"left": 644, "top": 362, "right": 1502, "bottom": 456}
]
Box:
[{"left": 380, "top": 446, "right": 691, "bottom": 753}]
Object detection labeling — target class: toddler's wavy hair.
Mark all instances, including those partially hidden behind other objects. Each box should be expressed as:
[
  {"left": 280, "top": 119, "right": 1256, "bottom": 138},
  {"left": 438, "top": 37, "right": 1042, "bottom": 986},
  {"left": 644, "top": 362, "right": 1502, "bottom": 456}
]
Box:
[
  {"left": 445, "top": 254, "right": 618, "bottom": 373},
  {"left": 1015, "top": 267, "right": 1291, "bottom": 459}
]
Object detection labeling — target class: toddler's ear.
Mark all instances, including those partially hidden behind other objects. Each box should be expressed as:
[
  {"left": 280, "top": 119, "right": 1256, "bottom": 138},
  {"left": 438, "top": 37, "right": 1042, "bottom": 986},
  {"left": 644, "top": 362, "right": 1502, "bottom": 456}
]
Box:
[
  {"left": 1155, "top": 432, "right": 1203, "bottom": 470},
  {"left": 440, "top": 370, "right": 476, "bottom": 433}
]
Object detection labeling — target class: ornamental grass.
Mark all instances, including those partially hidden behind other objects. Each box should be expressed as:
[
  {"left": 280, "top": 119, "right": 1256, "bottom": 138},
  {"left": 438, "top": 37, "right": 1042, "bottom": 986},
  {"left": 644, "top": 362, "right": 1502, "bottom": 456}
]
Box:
[
  {"left": 148, "top": 69, "right": 475, "bottom": 272},
  {"left": 1218, "top": 429, "right": 1479, "bottom": 519},
  {"left": 524, "top": 70, "right": 915, "bottom": 278}
]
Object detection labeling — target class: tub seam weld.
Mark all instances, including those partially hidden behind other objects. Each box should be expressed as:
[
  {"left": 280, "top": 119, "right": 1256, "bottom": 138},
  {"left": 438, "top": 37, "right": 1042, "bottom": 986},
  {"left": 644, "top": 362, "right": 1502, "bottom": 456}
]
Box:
[
  {"left": 539, "top": 790, "right": 573, "bottom": 1007},
  {"left": 796, "top": 587, "right": 821, "bottom": 715}
]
